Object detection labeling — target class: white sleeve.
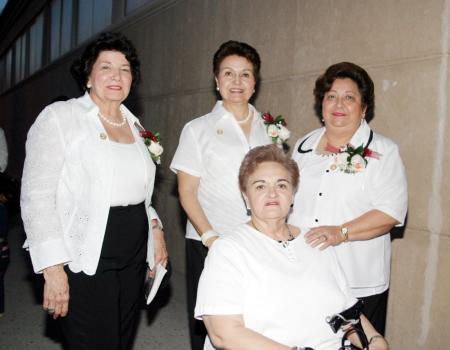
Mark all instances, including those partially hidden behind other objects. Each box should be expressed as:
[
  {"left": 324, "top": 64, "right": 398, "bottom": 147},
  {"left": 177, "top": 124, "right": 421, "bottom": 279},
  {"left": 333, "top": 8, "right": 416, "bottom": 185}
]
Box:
[
  {"left": 20, "top": 106, "right": 71, "bottom": 273},
  {"left": 195, "top": 238, "right": 247, "bottom": 319},
  {"left": 0, "top": 128, "right": 7, "bottom": 172},
  {"left": 369, "top": 143, "right": 408, "bottom": 226},
  {"left": 170, "top": 122, "right": 203, "bottom": 177}
]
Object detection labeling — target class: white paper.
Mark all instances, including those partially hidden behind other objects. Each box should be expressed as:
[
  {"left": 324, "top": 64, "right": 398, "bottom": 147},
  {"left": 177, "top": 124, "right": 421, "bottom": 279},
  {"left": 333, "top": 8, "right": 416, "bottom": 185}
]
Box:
[{"left": 146, "top": 263, "right": 167, "bottom": 305}]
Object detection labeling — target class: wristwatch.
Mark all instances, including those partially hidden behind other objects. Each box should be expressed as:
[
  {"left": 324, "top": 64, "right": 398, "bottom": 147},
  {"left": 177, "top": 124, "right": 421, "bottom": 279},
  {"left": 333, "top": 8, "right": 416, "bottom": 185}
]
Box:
[{"left": 340, "top": 226, "right": 349, "bottom": 242}]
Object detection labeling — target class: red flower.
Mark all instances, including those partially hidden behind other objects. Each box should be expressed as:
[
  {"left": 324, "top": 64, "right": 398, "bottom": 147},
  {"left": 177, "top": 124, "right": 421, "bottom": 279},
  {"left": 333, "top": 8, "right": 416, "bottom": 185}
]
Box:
[
  {"left": 363, "top": 148, "right": 382, "bottom": 160},
  {"left": 140, "top": 130, "right": 158, "bottom": 142},
  {"left": 262, "top": 112, "right": 274, "bottom": 124}
]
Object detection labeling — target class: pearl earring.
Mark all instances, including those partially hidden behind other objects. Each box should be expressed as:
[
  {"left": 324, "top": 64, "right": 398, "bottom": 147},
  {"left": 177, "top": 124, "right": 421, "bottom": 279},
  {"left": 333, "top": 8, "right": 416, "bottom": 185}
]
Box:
[
  {"left": 216, "top": 86, "right": 219, "bottom": 91},
  {"left": 87, "top": 82, "right": 92, "bottom": 89}
]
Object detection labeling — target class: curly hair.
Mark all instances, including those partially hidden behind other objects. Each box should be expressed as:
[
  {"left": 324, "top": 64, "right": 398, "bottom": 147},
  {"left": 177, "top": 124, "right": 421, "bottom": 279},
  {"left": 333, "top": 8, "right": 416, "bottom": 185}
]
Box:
[
  {"left": 213, "top": 40, "right": 261, "bottom": 81},
  {"left": 313, "top": 62, "right": 375, "bottom": 122},
  {"left": 71, "top": 32, "right": 141, "bottom": 92},
  {"left": 239, "top": 145, "right": 299, "bottom": 193}
]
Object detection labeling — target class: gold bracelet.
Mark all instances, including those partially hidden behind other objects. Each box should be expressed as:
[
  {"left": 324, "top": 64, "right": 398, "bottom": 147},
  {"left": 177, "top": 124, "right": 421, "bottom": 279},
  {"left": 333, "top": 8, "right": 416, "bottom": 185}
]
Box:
[
  {"left": 152, "top": 224, "right": 163, "bottom": 231},
  {"left": 340, "top": 226, "right": 349, "bottom": 242},
  {"left": 369, "top": 335, "right": 385, "bottom": 343}
]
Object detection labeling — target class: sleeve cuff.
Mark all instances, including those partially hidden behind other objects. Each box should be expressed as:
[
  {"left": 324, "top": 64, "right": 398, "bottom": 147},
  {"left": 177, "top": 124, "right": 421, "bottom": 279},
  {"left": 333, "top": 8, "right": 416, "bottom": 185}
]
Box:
[
  {"left": 28, "top": 238, "right": 71, "bottom": 273},
  {"left": 149, "top": 206, "right": 163, "bottom": 229}
]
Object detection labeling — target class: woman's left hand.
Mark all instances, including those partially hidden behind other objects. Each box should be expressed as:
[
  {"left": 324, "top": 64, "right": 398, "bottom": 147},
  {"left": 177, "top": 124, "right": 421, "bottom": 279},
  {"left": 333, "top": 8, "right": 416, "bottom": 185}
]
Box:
[
  {"left": 150, "top": 226, "right": 168, "bottom": 277},
  {"left": 304, "top": 225, "right": 343, "bottom": 250}
]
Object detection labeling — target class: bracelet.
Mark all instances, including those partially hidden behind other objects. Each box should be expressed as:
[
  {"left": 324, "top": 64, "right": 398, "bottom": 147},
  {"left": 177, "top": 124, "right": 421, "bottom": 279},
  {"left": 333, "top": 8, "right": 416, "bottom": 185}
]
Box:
[
  {"left": 369, "top": 335, "right": 385, "bottom": 344},
  {"left": 152, "top": 223, "right": 163, "bottom": 231},
  {"left": 201, "top": 230, "right": 219, "bottom": 246},
  {"left": 340, "top": 226, "right": 349, "bottom": 242}
]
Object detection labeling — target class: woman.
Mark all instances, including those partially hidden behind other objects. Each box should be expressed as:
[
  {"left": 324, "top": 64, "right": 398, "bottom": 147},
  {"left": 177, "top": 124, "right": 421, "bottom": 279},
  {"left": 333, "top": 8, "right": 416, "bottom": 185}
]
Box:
[
  {"left": 170, "top": 40, "right": 275, "bottom": 350},
  {"left": 20, "top": 32, "right": 168, "bottom": 349},
  {"left": 195, "top": 145, "right": 388, "bottom": 350},
  {"left": 289, "top": 62, "right": 408, "bottom": 335}
]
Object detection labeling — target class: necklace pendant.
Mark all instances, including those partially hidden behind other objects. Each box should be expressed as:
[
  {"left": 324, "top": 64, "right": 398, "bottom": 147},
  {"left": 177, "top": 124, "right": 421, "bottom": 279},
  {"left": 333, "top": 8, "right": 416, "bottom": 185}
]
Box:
[{"left": 282, "top": 241, "right": 289, "bottom": 248}]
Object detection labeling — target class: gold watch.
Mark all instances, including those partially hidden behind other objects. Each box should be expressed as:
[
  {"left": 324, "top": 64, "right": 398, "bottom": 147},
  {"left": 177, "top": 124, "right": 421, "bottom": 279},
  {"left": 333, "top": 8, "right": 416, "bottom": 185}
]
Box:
[{"left": 340, "top": 226, "right": 349, "bottom": 242}]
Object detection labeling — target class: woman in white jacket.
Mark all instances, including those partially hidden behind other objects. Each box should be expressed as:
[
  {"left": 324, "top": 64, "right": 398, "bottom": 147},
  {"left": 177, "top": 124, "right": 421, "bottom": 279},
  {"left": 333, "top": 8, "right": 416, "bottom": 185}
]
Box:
[{"left": 21, "top": 32, "right": 168, "bottom": 350}]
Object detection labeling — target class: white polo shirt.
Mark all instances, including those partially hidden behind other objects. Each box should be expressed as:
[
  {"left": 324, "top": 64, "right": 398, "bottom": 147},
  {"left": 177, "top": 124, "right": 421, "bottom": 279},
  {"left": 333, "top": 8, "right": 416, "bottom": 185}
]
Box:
[
  {"left": 195, "top": 224, "right": 357, "bottom": 350},
  {"left": 170, "top": 101, "right": 271, "bottom": 240},
  {"left": 289, "top": 120, "right": 408, "bottom": 297}
]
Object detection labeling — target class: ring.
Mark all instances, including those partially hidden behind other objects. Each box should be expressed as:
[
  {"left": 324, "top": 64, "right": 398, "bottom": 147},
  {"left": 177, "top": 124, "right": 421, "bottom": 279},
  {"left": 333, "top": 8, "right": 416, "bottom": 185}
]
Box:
[
  {"left": 47, "top": 308, "right": 55, "bottom": 314},
  {"left": 322, "top": 235, "right": 327, "bottom": 242}
]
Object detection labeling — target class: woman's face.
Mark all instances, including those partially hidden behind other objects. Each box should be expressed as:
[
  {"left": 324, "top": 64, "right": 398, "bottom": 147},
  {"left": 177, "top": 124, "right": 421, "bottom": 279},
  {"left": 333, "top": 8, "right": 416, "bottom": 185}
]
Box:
[
  {"left": 215, "top": 55, "right": 256, "bottom": 106},
  {"left": 87, "top": 50, "right": 132, "bottom": 105},
  {"left": 322, "top": 78, "right": 366, "bottom": 133},
  {"left": 243, "top": 161, "right": 294, "bottom": 222}
]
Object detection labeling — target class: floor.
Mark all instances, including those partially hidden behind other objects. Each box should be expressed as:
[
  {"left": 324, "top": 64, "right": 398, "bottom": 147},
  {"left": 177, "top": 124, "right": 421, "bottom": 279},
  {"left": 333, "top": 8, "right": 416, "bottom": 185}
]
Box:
[{"left": 0, "top": 217, "right": 190, "bottom": 350}]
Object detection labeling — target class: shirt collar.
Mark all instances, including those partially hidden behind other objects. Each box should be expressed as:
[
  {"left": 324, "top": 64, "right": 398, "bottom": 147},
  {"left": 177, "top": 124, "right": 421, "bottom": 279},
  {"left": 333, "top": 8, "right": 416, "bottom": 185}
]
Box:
[
  {"left": 76, "top": 92, "right": 136, "bottom": 122},
  {"left": 211, "top": 100, "right": 260, "bottom": 126},
  {"left": 297, "top": 119, "right": 372, "bottom": 154}
]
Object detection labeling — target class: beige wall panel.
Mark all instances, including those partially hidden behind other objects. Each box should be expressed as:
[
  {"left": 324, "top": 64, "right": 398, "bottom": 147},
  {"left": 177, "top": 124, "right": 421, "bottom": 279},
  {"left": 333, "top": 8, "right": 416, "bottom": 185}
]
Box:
[
  {"left": 364, "top": 60, "right": 441, "bottom": 231},
  {"left": 389, "top": 229, "right": 427, "bottom": 347},
  {"left": 292, "top": 0, "right": 444, "bottom": 73},
  {"left": 389, "top": 230, "right": 450, "bottom": 348}
]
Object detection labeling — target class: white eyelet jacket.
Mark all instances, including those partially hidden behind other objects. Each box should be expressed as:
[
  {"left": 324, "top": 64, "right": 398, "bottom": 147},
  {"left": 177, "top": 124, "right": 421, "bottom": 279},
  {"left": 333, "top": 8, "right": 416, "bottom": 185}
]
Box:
[{"left": 21, "top": 93, "right": 160, "bottom": 275}]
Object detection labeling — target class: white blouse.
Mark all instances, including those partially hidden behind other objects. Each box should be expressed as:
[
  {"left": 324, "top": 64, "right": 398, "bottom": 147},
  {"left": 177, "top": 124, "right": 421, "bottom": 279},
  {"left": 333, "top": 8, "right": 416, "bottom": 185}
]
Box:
[
  {"left": 170, "top": 101, "right": 272, "bottom": 240},
  {"left": 289, "top": 120, "right": 408, "bottom": 297},
  {"left": 195, "top": 224, "right": 356, "bottom": 350},
  {"left": 109, "top": 141, "right": 147, "bottom": 206}
]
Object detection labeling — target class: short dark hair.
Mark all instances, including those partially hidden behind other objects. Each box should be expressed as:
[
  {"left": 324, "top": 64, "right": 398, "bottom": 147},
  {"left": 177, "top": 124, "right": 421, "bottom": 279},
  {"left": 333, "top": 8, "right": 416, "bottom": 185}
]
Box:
[
  {"left": 239, "top": 145, "right": 300, "bottom": 193},
  {"left": 213, "top": 40, "right": 261, "bottom": 80},
  {"left": 313, "top": 62, "right": 375, "bottom": 122},
  {"left": 71, "top": 32, "right": 141, "bottom": 92}
]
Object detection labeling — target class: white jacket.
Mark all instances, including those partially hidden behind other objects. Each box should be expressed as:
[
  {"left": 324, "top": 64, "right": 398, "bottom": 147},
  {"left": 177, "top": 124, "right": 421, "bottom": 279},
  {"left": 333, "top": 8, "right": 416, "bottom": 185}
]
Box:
[{"left": 21, "top": 93, "right": 159, "bottom": 275}]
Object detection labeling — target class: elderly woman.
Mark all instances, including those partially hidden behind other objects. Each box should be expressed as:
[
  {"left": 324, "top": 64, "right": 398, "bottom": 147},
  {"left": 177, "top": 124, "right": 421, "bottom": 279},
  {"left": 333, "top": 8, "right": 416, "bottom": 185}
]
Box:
[
  {"left": 289, "top": 62, "right": 408, "bottom": 335},
  {"left": 195, "top": 145, "right": 388, "bottom": 350},
  {"left": 170, "top": 40, "right": 274, "bottom": 350},
  {"left": 20, "top": 32, "right": 168, "bottom": 349}
]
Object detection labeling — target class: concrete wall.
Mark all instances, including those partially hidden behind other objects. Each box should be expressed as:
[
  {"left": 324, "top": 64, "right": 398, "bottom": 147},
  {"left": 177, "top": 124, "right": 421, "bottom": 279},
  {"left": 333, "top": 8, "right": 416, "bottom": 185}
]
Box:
[{"left": 0, "top": 0, "right": 448, "bottom": 348}]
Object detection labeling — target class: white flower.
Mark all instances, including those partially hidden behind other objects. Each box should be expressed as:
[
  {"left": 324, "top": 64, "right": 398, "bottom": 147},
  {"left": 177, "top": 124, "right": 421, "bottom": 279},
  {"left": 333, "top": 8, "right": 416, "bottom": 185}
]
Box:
[
  {"left": 350, "top": 154, "right": 366, "bottom": 172},
  {"left": 149, "top": 141, "right": 164, "bottom": 157},
  {"left": 335, "top": 152, "right": 349, "bottom": 165},
  {"left": 267, "top": 124, "right": 279, "bottom": 138},
  {"left": 277, "top": 125, "right": 291, "bottom": 141}
]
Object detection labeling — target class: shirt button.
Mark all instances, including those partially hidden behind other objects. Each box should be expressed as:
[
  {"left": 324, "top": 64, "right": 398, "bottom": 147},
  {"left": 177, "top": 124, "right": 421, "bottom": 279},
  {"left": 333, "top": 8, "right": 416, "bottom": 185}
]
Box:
[
  {"left": 326, "top": 169, "right": 330, "bottom": 173},
  {"left": 315, "top": 219, "right": 319, "bottom": 223},
  {"left": 319, "top": 192, "right": 323, "bottom": 196}
]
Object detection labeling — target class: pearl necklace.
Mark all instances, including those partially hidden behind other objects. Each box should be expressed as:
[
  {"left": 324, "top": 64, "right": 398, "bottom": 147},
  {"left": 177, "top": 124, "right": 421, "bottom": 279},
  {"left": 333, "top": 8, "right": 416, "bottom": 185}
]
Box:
[
  {"left": 98, "top": 109, "right": 127, "bottom": 127},
  {"left": 250, "top": 220, "right": 294, "bottom": 247},
  {"left": 235, "top": 109, "right": 253, "bottom": 124}
]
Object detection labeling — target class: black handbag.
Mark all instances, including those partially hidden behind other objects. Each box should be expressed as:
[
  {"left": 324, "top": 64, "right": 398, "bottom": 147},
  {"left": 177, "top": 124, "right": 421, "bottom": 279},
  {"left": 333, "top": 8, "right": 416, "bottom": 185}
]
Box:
[{"left": 326, "top": 300, "right": 369, "bottom": 350}]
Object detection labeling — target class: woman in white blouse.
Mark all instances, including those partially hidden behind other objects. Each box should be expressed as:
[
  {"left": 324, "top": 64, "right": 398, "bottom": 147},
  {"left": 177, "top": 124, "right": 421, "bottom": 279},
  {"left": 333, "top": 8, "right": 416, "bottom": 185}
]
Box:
[
  {"left": 21, "top": 32, "right": 168, "bottom": 349},
  {"left": 196, "top": 145, "right": 388, "bottom": 350},
  {"left": 289, "top": 62, "right": 408, "bottom": 335},
  {"left": 170, "top": 41, "right": 272, "bottom": 350}
]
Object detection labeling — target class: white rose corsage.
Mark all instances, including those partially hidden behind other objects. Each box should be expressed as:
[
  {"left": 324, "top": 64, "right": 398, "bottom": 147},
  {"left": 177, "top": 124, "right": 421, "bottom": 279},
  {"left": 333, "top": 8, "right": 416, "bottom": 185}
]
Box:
[
  {"left": 140, "top": 129, "right": 163, "bottom": 164},
  {"left": 262, "top": 112, "right": 290, "bottom": 149},
  {"left": 329, "top": 144, "right": 381, "bottom": 174}
]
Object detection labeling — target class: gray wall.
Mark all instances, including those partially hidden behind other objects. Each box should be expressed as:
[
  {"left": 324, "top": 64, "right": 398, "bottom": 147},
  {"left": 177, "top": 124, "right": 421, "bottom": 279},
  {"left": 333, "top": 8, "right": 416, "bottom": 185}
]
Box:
[{"left": 1, "top": 1, "right": 449, "bottom": 348}]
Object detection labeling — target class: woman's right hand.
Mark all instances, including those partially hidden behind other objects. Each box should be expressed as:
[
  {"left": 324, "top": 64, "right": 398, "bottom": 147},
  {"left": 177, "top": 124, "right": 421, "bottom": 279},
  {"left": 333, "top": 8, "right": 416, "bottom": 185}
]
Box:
[{"left": 42, "top": 264, "right": 69, "bottom": 319}]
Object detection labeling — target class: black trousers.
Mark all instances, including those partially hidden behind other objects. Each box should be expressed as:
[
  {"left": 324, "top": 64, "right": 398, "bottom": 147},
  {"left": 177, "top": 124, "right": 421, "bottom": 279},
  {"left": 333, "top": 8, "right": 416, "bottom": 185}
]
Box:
[
  {"left": 61, "top": 202, "right": 148, "bottom": 350},
  {"left": 358, "top": 289, "right": 389, "bottom": 336},
  {"left": 186, "top": 238, "right": 208, "bottom": 350}
]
